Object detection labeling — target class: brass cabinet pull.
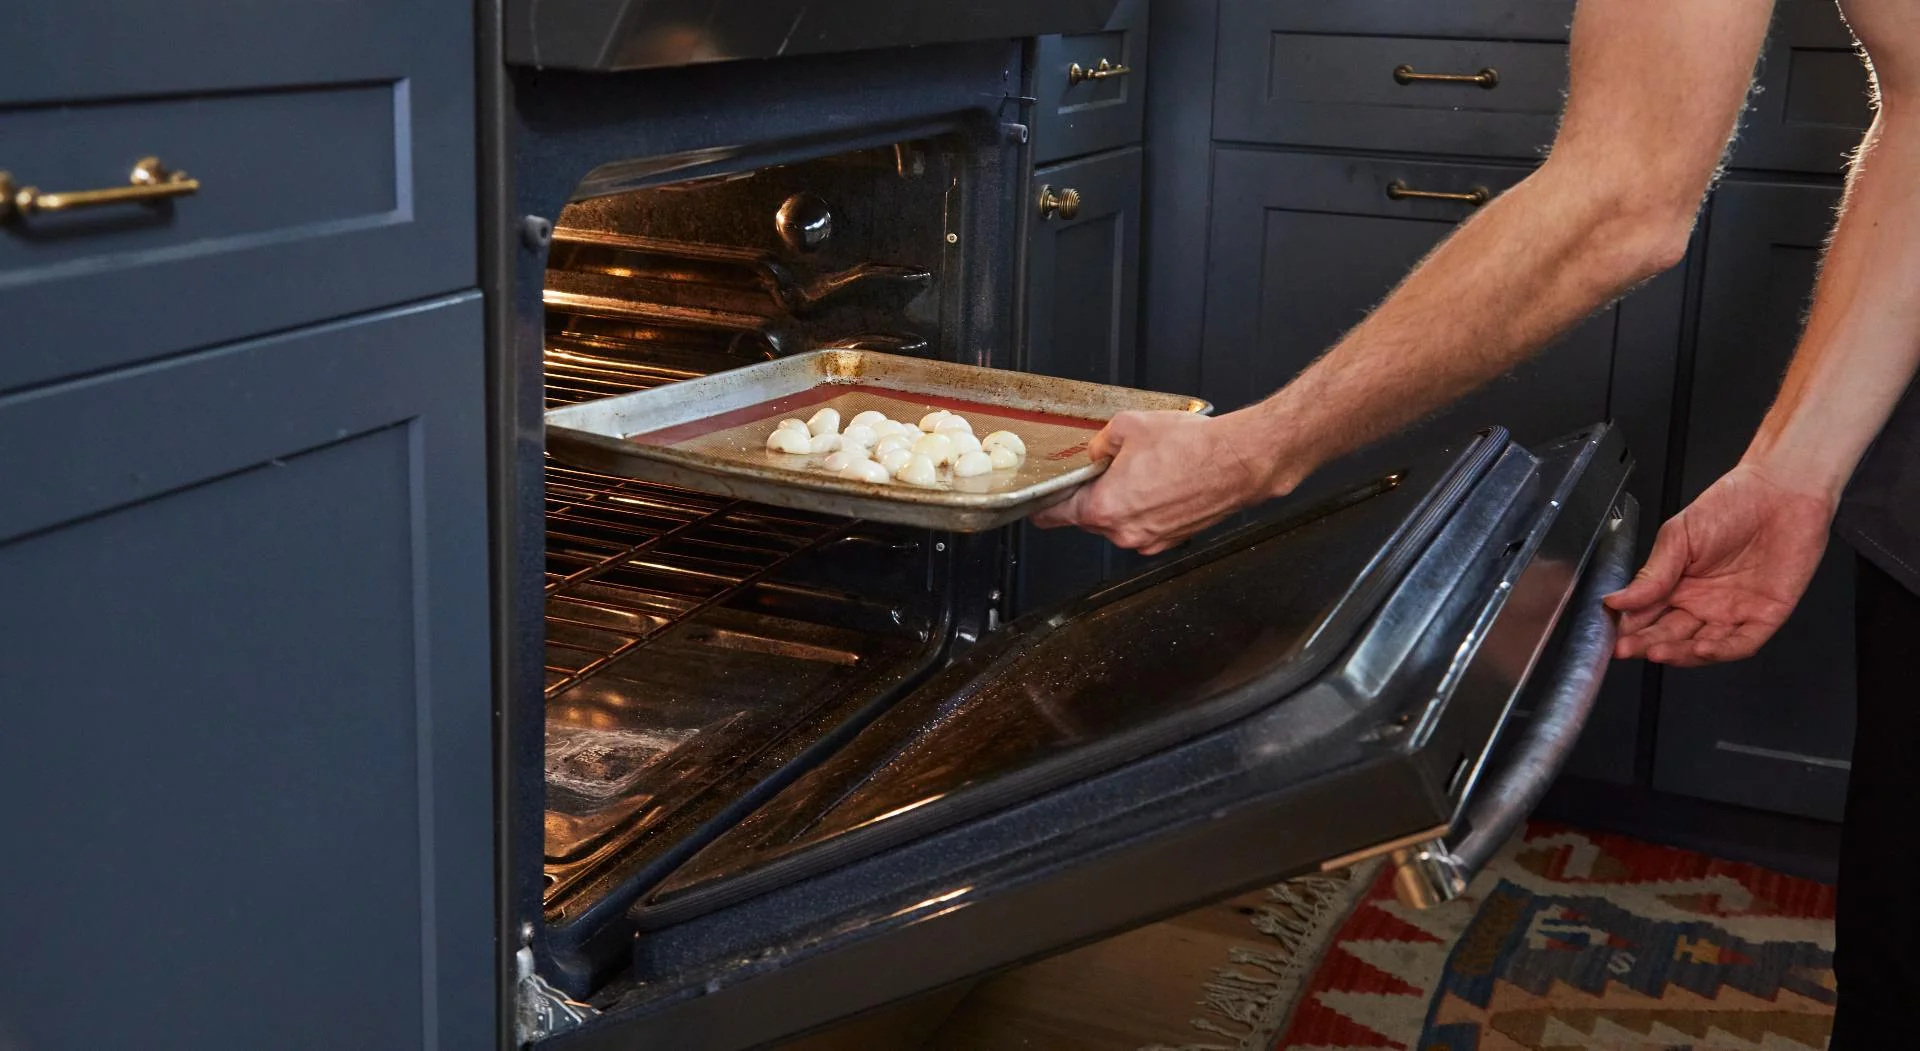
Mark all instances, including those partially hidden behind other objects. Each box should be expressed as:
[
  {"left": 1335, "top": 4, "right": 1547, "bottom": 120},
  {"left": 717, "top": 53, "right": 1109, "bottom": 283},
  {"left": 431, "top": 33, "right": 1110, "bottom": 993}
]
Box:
[
  {"left": 1037, "top": 185, "right": 1081, "bottom": 220},
  {"left": 1393, "top": 64, "right": 1500, "bottom": 89},
  {"left": 0, "top": 156, "right": 200, "bottom": 221},
  {"left": 1068, "top": 58, "right": 1131, "bottom": 85},
  {"left": 1386, "top": 180, "right": 1490, "bottom": 206}
]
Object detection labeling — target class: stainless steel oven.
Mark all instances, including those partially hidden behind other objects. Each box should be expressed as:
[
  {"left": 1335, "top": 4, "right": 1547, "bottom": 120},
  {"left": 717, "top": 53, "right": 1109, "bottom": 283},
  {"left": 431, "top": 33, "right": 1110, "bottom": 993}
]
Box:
[{"left": 492, "top": 14, "right": 1637, "bottom": 1049}]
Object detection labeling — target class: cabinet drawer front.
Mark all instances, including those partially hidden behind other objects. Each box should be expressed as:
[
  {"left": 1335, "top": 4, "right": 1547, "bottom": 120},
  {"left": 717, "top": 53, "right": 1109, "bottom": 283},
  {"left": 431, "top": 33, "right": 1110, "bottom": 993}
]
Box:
[
  {"left": 1216, "top": 25, "right": 1567, "bottom": 158},
  {"left": 1033, "top": 0, "right": 1149, "bottom": 164},
  {"left": 0, "top": 1, "right": 474, "bottom": 393},
  {"left": 1727, "top": 0, "right": 1873, "bottom": 175},
  {"left": 1239, "top": 0, "right": 1575, "bottom": 40}
]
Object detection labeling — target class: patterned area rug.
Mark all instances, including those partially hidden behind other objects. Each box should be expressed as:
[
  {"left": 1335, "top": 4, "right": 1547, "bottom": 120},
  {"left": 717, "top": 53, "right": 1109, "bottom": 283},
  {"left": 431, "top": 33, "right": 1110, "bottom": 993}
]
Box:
[{"left": 1147, "top": 823, "right": 1837, "bottom": 1051}]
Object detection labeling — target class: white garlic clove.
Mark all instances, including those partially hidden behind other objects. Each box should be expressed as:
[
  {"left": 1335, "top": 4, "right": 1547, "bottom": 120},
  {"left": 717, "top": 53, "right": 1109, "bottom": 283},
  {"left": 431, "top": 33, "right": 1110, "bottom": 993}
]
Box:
[
  {"left": 823, "top": 448, "right": 869, "bottom": 472},
  {"left": 839, "top": 459, "right": 891, "bottom": 484},
  {"left": 919, "top": 410, "right": 955, "bottom": 432},
  {"left": 777, "top": 418, "right": 811, "bottom": 433},
  {"left": 933, "top": 415, "right": 974, "bottom": 437},
  {"left": 980, "top": 430, "right": 1026, "bottom": 458},
  {"left": 911, "top": 432, "right": 955, "bottom": 467},
  {"left": 841, "top": 423, "right": 878, "bottom": 449},
  {"left": 807, "top": 408, "right": 842, "bottom": 437},
  {"left": 874, "top": 434, "right": 914, "bottom": 458},
  {"left": 953, "top": 450, "right": 994, "bottom": 477},
  {"left": 872, "top": 419, "right": 908, "bottom": 439},
  {"left": 848, "top": 410, "right": 890, "bottom": 431},
  {"left": 767, "top": 428, "right": 813, "bottom": 454},
  {"left": 947, "top": 431, "right": 982, "bottom": 457},
  {"left": 806, "top": 432, "right": 842, "bottom": 454},
  {"left": 988, "top": 445, "right": 1021, "bottom": 471},
  {"left": 878, "top": 447, "right": 914, "bottom": 475},
  {"left": 897, "top": 454, "right": 940, "bottom": 487}
]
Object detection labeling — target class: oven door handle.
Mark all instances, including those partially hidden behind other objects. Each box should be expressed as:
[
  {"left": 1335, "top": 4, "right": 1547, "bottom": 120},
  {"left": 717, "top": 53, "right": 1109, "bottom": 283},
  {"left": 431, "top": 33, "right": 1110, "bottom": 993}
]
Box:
[{"left": 1391, "top": 493, "right": 1639, "bottom": 908}]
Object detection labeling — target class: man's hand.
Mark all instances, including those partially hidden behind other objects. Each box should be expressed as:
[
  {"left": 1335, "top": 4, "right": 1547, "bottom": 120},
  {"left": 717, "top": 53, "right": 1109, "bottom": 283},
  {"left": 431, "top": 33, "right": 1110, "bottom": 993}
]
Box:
[
  {"left": 1604, "top": 463, "right": 1835, "bottom": 667},
  {"left": 1030, "top": 410, "right": 1281, "bottom": 555}
]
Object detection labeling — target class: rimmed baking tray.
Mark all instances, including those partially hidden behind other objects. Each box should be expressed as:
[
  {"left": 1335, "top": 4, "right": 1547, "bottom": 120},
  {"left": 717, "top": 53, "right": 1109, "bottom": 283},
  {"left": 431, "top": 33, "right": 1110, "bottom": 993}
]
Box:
[{"left": 544, "top": 349, "right": 1212, "bottom": 531}]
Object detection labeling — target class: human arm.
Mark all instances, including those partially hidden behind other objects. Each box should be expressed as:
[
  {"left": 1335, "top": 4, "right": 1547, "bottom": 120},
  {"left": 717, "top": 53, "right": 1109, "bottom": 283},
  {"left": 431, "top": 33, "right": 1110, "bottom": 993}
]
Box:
[
  {"left": 1606, "top": 1, "right": 1920, "bottom": 665},
  {"left": 1035, "top": 0, "right": 1775, "bottom": 553}
]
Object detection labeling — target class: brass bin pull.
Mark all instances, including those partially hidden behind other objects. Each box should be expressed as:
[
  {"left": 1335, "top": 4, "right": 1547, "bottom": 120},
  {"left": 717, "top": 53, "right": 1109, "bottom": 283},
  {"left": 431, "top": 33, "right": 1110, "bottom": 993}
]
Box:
[
  {"left": 1037, "top": 185, "right": 1081, "bottom": 220},
  {"left": 1393, "top": 64, "right": 1500, "bottom": 88},
  {"left": 1386, "top": 180, "right": 1491, "bottom": 207},
  {"left": 1068, "top": 58, "right": 1131, "bottom": 85},
  {"left": 0, "top": 156, "right": 200, "bottom": 221}
]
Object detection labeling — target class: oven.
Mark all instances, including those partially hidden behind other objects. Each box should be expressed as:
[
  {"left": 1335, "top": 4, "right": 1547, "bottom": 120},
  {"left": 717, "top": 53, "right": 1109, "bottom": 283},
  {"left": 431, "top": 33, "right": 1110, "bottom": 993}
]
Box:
[{"left": 490, "top": 12, "right": 1637, "bottom": 1049}]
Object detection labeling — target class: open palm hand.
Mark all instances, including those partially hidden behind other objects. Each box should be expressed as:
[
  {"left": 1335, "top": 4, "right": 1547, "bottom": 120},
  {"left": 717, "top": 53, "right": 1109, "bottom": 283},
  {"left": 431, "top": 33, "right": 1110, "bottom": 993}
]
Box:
[{"left": 1604, "top": 463, "right": 1834, "bottom": 667}]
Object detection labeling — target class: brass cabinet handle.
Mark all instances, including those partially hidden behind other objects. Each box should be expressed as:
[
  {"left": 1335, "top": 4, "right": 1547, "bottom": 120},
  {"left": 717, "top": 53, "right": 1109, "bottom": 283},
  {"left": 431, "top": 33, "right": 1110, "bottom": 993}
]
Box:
[
  {"left": 0, "top": 156, "right": 200, "bottom": 221},
  {"left": 1037, "top": 185, "right": 1082, "bottom": 220},
  {"left": 1386, "top": 180, "right": 1490, "bottom": 206},
  {"left": 1393, "top": 64, "right": 1500, "bottom": 89},
  {"left": 1068, "top": 58, "right": 1131, "bottom": 85}
]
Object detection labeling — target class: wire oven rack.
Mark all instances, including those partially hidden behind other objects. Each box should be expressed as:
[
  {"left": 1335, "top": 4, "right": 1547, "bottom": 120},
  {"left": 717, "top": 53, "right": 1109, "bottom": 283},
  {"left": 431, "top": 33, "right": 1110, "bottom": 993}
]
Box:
[{"left": 542, "top": 465, "right": 850, "bottom": 698}]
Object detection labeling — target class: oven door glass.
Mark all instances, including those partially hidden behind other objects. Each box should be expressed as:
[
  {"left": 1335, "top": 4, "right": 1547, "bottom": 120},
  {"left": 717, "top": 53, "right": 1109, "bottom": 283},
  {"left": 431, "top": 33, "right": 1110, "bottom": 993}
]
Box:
[{"left": 545, "top": 424, "right": 1634, "bottom": 1051}]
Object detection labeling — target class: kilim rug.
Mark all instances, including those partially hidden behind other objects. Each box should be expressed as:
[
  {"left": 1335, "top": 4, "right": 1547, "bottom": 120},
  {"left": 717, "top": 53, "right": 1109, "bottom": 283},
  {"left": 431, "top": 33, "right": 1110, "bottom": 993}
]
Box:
[{"left": 1144, "top": 822, "right": 1838, "bottom": 1051}]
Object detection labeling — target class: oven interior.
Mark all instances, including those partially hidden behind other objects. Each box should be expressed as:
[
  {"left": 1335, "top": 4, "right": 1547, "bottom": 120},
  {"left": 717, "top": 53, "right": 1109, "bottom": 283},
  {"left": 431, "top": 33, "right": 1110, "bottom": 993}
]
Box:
[{"left": 535, "top": 134, "right": 1002, "bottom": 990}]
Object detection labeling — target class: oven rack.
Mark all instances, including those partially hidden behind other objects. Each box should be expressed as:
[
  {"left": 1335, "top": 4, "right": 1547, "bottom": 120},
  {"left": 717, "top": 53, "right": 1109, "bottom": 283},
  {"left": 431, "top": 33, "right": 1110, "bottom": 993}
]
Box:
[{"left": 542, "top": 464, "right": 849, "bottom": 698}]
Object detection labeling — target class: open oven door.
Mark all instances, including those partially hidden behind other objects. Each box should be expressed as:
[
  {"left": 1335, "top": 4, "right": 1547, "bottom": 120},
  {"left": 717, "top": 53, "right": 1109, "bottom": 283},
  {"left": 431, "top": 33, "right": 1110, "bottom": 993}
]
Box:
[{"left": 539, "top": 423, "right": 1636, "bottom": 1051}]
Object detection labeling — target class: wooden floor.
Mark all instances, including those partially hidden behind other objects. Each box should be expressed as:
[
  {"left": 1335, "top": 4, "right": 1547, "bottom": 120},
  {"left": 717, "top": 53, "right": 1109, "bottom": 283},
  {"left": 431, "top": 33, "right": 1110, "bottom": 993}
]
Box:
[{"left": 777, "top": 885, "right": 1280, "bottom": 1051}]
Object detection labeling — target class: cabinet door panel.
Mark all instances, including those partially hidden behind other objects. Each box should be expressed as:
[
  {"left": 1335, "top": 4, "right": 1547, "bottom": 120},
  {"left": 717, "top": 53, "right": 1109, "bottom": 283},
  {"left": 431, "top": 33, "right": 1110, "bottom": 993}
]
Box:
[
  {"left": 1198, "top": 147, "right": 1678, "bottom": 783},
  {"left": 1018, "top": 148, "right": 1143, "bottom": 612},
  {"left": 1654, "top": 181, "right": 1853, "bottom": 821},
  {"left": 1728, "top": 0, "right": 1874, "bottom": 175},
  {"left": 1200, "top": 149, "right": 1615, "bottom": 491},
  {"left": 0, "top": 296, "right": 494, "bottom": 1049}
]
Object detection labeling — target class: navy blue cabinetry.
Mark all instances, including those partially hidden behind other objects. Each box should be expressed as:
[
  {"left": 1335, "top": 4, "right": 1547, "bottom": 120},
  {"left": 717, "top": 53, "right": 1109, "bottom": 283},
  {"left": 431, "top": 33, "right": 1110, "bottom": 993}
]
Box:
[
  {"left": 1, "top": 1, "right": 493, "bottom": 1043},
  {"left": 0, "top": 0, "right": 476, "bottom": 392},
  {"left": 0, "top": 297, "right": 495, "bottom": 1050},
  {"left": 1016, "top": 4, "right": 1152, "bottom": 614}
]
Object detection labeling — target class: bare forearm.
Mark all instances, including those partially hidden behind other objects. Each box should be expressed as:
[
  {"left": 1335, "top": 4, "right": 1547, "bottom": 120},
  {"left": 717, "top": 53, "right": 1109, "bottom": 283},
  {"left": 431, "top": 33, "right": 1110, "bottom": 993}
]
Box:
[
  {"left": 1743, "top": 106, "right": 1920, "bottom": 502},
  {"left": 1235, "top": 161, "right": 1682, "bottom": 488},
  {"left": 1207, "top": 0, "right": 1773, "bottom": 496}
]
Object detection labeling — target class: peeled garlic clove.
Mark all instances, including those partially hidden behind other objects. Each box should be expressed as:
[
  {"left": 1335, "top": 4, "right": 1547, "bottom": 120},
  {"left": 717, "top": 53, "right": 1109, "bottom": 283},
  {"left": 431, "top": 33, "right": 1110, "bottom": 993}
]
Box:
[
  {"left": 947, "top": 431, "right": 982, "bottom": 457},
  {"left": 767, "top": 428, "right": 812, "bottom": 454},
  {"left": 777, "top": 418, "right": 811, "bottom": 433},
  {"left": 878, "top": 447, "right": 914, "bottom": 475},
  {"left": 848, "top": 410, "right": 890, "bottom": 431},
  {"left": 919, "top": 410, "right": 954, "bottom": 432},
  {"left": 953, "top": 450, "right": 994, "bottom": 477},
  {"left": 988, "top": 445, "right": 1021, "bottom": 470},
  {"left": 872, "top": 419, "right": 907, "bottom": 439},
  {"left": 933, "top": 416, "right": 974, "bottom": 437},
  {"left": 841, "top": 423, "right": 879, "bottom": 450},
  {"left": 897, "top": 454, "right": 939, "bottom": 488},
  {"left": 840, "top": 459, "right": 891, "bottom": 484},
  {"left": 874, "top": 434, "right": 914, "bottom": 458},
  {"left": 807, "top": 408, "right": 842, "bottom": 437},
  {"left": 807, "top": 432, "right": 841, "bottom": 454},
  {"left": 823, "top": 448, "right": 869, "bottom": 472},
  {"left": 911, "top": 432, "right": 955, "bottom": 466},
  {"left": 981, "top": 431, "right": 1026, "bottom": 458}
]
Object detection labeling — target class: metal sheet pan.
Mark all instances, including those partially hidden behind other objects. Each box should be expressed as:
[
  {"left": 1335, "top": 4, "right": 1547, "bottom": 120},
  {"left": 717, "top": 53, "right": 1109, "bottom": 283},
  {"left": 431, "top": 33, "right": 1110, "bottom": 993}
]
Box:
[{"left": 544, "top": 350, "right": 1211, "bottom": 531}]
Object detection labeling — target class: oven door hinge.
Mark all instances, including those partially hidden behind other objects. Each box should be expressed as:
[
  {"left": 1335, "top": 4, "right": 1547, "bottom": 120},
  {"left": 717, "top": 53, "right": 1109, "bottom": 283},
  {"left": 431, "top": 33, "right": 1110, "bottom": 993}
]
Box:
[{"left": 514, "top": 941, "right": 599, "bottom": 1046}]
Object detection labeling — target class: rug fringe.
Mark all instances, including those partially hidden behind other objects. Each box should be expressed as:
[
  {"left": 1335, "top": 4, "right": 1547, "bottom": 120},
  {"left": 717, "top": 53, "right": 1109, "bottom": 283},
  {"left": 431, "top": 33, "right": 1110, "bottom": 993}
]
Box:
[{"left": 1138, "top": 861, "right": 1382, "bottom": 1051}]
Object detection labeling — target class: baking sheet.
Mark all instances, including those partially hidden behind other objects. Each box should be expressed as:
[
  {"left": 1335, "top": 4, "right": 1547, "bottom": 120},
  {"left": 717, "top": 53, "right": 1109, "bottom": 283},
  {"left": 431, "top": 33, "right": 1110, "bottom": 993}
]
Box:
[{"left": 544, "top": 349, "right": 1211, "bottom": 531}]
